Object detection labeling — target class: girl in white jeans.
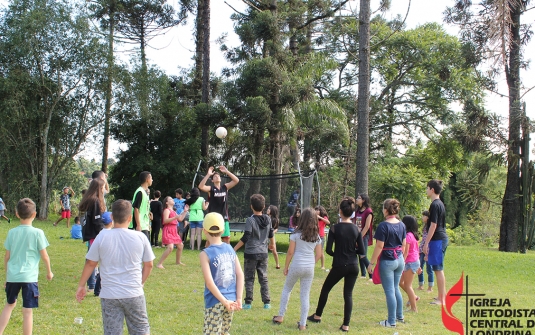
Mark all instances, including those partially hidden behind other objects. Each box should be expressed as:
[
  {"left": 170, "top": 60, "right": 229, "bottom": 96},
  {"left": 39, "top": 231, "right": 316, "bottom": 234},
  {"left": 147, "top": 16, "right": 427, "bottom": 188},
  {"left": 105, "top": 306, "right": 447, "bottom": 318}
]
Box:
[{"left": 271, "top": 208, "right": 323, "bottom": 330}]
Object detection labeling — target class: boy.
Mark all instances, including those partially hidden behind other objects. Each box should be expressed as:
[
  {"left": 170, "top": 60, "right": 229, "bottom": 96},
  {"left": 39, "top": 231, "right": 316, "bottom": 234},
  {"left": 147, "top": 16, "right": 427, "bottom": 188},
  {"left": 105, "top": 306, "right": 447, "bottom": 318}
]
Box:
[
  {"left": 174, "top": 189, "right": 188, "bottom": 242},
  {"left": 53, "top": 186, "right": 75, "bottom": 228},
  {"left": 76, "top": 200, "right": 155, "bottom": 334},
  {"left": 422, "top": 179, "right": 448, "bottom": 306},
  {"left": 199, "top": 166, "right": 240, "bottom": 244},
  {"left": 71, "top": 216, "right": 83, "bottom": 239},
  {"left": 130, "top": 171, "right": 152, "bottom": 241},
  {"left": 233, "top": 194, "right": 275, "bottom": 309},
  {"left": 0, "top": 196, "right": 10, "bottom": 223},
  {"left": 200, "top": 212, "right": 244, "bottom": 335},
  {"left": 0, "top": 198, "right": 53, "bottom": 335}
]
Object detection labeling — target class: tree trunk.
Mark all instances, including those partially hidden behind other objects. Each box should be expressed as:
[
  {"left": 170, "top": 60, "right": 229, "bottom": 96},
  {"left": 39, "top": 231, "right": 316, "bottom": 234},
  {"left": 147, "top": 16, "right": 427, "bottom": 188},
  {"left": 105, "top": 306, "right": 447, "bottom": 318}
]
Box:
[
  {"left": 139, "top": 24, "right": 149, "bottom": 118},
  {"left": 101, "top": 6, "right": 115, "bottom": 173},
  {"left": 193, "top": 0, "right": 204, "bottom": 104},
  {"left": 499, "top": 2, "right": 522, "bottom": 252},
  {"left": 355, "top": 0, "right": 370, "bottom": 197},
  {"left": 200, "top": 0, "right": 210, "bottom": 164},
  {"left": 38, "top": 109, "right": 54, "bottom": 219}
]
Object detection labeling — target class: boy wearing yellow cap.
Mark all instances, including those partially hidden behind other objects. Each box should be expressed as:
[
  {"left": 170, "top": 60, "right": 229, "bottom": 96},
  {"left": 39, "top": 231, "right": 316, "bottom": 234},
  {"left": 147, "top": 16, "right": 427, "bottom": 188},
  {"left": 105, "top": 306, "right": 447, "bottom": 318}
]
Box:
[{"left": 200, "top": 213, "right": 244, "bottom": 335}]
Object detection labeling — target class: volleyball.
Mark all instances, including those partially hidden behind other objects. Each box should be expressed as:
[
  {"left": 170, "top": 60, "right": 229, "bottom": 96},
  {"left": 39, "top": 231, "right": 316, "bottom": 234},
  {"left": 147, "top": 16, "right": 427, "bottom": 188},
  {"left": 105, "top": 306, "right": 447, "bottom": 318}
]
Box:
[{"left": 216, "top": 126, "right": 227, "bottom": 139}]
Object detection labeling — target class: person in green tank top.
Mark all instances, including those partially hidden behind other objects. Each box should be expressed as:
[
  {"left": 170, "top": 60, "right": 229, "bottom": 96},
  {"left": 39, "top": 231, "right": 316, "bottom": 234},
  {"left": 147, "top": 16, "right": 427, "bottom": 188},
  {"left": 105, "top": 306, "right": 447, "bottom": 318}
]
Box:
[
  {"left": 185, "top": 188, "right": 208, "bottom": 250},
  {"left": 130, "top": 171, "right": 152, "bottom": 241}
]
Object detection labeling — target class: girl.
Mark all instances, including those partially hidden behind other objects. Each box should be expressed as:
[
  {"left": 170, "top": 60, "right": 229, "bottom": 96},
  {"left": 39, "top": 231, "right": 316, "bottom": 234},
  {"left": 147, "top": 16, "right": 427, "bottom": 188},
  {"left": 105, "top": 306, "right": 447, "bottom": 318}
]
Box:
[
  {"left": 355, "top": 194, "right": 373, "bottom": 279},
  {"left": 79, "top": 178, "right": 106, "bottom": 293},
  {"left": 307, "top": 198, "right": 365, "bottom": 332},
  {"left": 289, "top": 207, "right": 301, "bottom": 232},
  {"left": 418, "top": 210, "right": 434, "bottom": 292},
  {"left": 185, "top": 188, "right": 208, "bottom": 250},
  {"left": 157, "top": 196, "right": 189, "bottom": 268},
  {"left": 272, "top": 208, "right": 322, "bottom": 330},
  {"left": 367, "top": 199, "right": 406, "bottom": 328},
  {"left": 314, "top": 205, "right": 330, "bottom": 270},
  {"left": 267, "top": 205, "right": 281, "bottom": 269},
  {"left": 400, "top": 215, "right": 420, "bottom": 312}
]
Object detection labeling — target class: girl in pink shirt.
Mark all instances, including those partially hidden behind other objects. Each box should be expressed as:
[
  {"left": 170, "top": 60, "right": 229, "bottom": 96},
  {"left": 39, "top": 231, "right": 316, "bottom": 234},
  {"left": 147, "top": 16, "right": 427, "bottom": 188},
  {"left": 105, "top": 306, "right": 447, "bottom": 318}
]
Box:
[
  {"left": 315, "top": 206, "right": 330, "bottom": 270},
  {"left": 400, "top": 215, "right": 421, "bottom": 312}
]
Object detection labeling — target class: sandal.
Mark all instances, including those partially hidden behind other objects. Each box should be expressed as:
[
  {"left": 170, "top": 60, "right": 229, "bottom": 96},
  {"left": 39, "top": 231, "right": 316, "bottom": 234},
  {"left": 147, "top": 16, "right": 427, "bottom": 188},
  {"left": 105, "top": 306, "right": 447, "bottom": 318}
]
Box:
[
  {"left": 307, "top": 314, "right": 321, "bottom": 323},
  {"left": 276, "top": 266, "right": 280, "bottom": 269},
  {"left": 272, "top": 316, "right": 282, "bottom": 325},
  {"left": 339, "top": 325, "right": 349, "bottom": 332}
]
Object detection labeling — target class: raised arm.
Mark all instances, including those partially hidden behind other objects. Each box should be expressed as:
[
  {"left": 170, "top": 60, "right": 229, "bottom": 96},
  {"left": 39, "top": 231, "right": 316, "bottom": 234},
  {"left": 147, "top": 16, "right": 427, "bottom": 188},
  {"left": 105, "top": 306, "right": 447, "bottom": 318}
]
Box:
[
  {"left": 198, "top": 166, "right": 214, "bottom": 193},
  {"left": 220, "top": 166, "right": 239, "bottom": 190}
]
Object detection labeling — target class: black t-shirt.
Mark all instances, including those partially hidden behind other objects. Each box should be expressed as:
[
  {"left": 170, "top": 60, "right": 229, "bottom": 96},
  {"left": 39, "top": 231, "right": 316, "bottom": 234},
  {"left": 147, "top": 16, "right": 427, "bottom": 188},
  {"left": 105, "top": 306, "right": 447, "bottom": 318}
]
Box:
[
  {"left": 150, "top": 200, "right": 163, "bottom": 225},
  {"left": 428, "top": 199, "right": 447, "bottom": 241},
  {"left": 326, "top": 222, "right": 365, "bottom": 268},
  {"left": 208, "top": 184, "right": 228, "bottom": 219}
]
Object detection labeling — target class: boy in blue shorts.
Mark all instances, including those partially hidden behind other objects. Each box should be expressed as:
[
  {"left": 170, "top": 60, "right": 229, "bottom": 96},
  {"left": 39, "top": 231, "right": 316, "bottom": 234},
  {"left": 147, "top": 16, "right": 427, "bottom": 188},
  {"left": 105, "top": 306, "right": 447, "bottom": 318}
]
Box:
[
  {"left": 200, "top": 212, "right": 244, "bottom": 335},
  {"left": 0, "top": 198, "right": 53, "bottom": 335}
]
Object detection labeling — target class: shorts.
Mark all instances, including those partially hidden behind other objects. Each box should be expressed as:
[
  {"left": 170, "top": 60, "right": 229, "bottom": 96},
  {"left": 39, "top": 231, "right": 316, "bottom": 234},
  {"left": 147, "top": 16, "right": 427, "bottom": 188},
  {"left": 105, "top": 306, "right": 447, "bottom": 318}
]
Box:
[
  {"left": 5, "top": 282, "right": 39, "bottom": 308},
  {"left": 428, "top": 238, "right": 448, "bottom": 271},
  {"left": 404, "top": 260, "right": 420, "bottom": 273},
  {"left": 320, "top": 237, "right": 325, "bottom": 248},
  {"left": 222, "top": 220, "right": 230, "bottom": 238},
  {"left": 61, "top": 209, "right": 71, "bottom": 219},
  {"left": 189, "top": 221, "right": 203, "bottom": 229},
  {"left": 101, "top": 295, "right": 150, "bottom": 335},
  {"left": 0, "top": 210, "right": 4, "bottom": 216},
  {"left": 204, "top": 302, "right": 233, "bottom": 335}
]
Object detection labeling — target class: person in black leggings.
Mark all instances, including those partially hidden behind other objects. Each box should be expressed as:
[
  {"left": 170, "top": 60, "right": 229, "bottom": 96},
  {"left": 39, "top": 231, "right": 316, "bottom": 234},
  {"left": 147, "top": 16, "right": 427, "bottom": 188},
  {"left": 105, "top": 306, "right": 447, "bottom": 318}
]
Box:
[
  {"left": 307, "top": 197, "right": 365, "bottom": 332},
  {"left": 150, "top": 190, "right": 163, "bottom": 247}
]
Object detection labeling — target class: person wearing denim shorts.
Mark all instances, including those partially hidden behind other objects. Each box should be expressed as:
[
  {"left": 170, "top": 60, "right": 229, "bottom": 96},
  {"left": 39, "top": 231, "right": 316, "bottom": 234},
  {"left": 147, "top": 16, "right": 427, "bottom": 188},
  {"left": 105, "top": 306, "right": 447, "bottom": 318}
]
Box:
[{"left": 422, "top": 179, "right": 448, "bottom": 306}]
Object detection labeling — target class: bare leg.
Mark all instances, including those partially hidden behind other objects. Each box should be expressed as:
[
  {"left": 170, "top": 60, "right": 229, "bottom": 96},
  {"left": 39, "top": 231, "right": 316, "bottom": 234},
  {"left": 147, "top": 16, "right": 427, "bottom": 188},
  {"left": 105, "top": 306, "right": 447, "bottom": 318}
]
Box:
[
  {"left": 196, "top": 228, "right": 202, "bottom": 250},
  {"left": 0, "top": 302, "right": 16, "bottom": 334},
  {"left": 320, "top": 253, "right": 325, "bottom": 269},
  {"left": 66, "top": 217, "right": 71, "bottom": 229},
  {"left": 157, "top": 244, "right": 174, "bottom": 269},
  {"left": 22, "top": 308, "right": 32, "bottom": 335},
  {"left": 435, "top": 270, "right": 446, "bottom": 305},
  {"left": 400, "top": 271, "right": 418, "bottom": 311},
  {"left": 175, "top": 243, "right": 185, "bottom": 265},
  {"left": 190, "top": 228, "right": 195, "bottom": 250},
  {"left": 272, "top": 245, "right": 280, "bottom": 268}
]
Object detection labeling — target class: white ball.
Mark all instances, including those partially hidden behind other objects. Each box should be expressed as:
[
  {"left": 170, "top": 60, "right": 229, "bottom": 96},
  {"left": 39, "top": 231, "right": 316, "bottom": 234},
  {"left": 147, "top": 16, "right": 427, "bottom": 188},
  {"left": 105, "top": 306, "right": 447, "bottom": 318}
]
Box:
[{"left": 216, "top": 126, "right": 227, "bottom": 139}]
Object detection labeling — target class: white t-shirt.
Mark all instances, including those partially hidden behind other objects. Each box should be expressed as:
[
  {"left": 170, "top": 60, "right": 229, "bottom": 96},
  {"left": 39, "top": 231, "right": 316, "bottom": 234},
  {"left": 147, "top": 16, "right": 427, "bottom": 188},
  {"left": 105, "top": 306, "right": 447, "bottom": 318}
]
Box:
[
  {"left": 86, "top": 228, "right": 155, "bottom": 299},
  {"left": 290, "top": 232, "right": 320, "bottom": 268}
]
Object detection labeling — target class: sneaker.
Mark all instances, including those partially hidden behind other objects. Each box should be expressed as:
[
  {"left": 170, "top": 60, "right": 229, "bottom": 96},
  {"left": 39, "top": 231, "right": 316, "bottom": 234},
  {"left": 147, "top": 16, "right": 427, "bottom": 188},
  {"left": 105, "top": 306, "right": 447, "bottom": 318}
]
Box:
[
  {"left": 264, "top": 304, "right": 271, "bottom": 309},
  {"left": 379, "top": 320, "right": 396, "bottom": 328},
  {"left": 7, "top": 218, "right": 11, "bottom": 223},
  {"left": 397, "top": 318, "right": 405, "bottom": 324},
  {"left": 243, "top": 304, "right": 252, "bottom": 310}
]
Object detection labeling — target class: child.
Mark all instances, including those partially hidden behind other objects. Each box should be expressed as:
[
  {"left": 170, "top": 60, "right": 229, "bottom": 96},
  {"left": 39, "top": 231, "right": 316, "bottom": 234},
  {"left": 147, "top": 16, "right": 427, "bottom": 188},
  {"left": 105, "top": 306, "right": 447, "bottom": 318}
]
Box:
[
  {"left": 272, "top": 208, "right": 322, "bottom": 330},
  {"left": 76, "top": 200, "right": 155, "bottom": 334},
  {"left": 54, "top": 186, "right": 75, "bottom": 228},
  {"left": 93, "top": 211, "right": 113, "bottom": 297},
  {"left": 418, "top": 210, "right": 434, "bottom": 292},
  {"left": 200, "top": 212, "right": 244, "bottom": 335},
  {"left": 399, "top": 215, "right": 421, "bottom": 312},
  {"left": 0, "top": 198, "right": 53, "bottom": 335},
  {"left": 157, "top": 197, "right": 189, "bottom": 268},
  {"left": 233, "top": 194, "right": 275, "bottom": 309},
  {"left": 180, "top": 191, "right": 191, "bottom": 244},
  {"left": 185, "top": 188, "right": 208, "bottom": 251},
  {"left": 267, "top": 205, "right": 281, "bottom": 269},
  {"left": 288, "top": 207, "right": 301, "bottom": 232},
  {"left": 71, "top": 217, "right": 83, "bottom": 239},
  {"left": 0, "top": 196, "right": 11, "bottom": 223},
  {"left": 314, "top": 205, "right": 330, "bottom": 270}
]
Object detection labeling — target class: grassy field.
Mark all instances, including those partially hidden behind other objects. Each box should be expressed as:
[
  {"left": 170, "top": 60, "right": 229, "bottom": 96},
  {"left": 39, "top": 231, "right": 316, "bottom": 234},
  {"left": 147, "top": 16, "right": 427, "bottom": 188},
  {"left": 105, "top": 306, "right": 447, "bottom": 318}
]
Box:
[{"left": 1, "top": 217, "right": 535, "bottom": 335}]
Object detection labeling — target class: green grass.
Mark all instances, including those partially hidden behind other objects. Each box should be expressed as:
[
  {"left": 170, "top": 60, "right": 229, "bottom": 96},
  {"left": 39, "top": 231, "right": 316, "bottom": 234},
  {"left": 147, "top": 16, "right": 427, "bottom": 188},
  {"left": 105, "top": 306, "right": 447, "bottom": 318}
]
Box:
[{"left": 1, "top": 217, "right": 535, "bottom": 334}]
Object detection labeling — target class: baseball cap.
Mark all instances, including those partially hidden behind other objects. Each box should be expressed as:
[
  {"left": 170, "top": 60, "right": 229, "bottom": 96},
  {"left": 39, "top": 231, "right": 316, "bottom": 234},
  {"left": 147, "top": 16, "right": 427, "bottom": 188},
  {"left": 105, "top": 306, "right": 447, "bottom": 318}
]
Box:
[
  {"left": 203, "top": 212, "right": 225, "bottom": 233},
  {"left": 102, "top": 211, "right": 112, "bottom": 225}
]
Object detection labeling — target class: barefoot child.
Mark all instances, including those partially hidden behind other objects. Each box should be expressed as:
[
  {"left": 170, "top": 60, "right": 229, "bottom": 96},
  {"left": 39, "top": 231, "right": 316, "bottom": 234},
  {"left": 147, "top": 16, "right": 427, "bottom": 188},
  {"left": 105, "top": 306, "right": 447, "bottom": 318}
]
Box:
[
  {"left": 272, "top": 208, "right": 323, "bottom": 330},
  {"left": 267, "top": 205, "right": 281, "bottom": 269},
  {"left": 399, "top": 215, "right": 421, "bottom": 312},
  {"left": 0, "top": 198, "right": 53, "bottom": 335},
  {"left": 157, "top": 197, "right": 189, "bottom": 268},
  {"left": 201, "top": 212, "right": 244, "bottom": 335}
]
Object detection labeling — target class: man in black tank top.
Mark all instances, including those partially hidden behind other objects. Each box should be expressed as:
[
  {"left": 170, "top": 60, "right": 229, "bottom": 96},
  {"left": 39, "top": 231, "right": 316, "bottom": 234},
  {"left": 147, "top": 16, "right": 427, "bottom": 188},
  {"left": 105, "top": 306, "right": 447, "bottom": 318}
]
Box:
[{"left": 199, "top": 166, "right": 239, "bottom": 244}]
